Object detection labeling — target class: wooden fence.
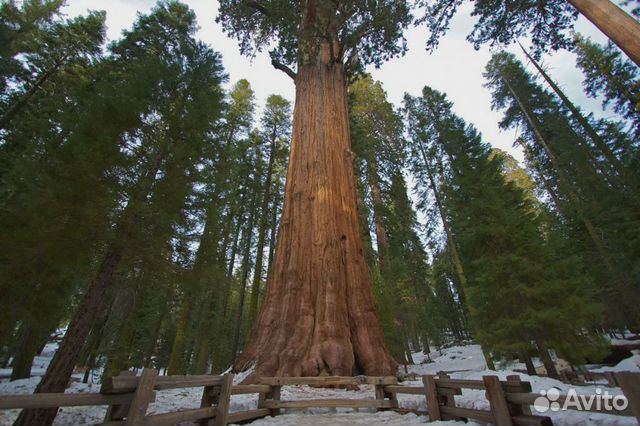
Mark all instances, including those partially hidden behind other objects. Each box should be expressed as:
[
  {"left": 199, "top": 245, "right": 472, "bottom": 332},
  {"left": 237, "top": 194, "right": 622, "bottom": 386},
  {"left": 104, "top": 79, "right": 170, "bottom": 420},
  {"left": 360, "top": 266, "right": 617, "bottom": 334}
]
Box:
[
  {"left": 0, "top": 370, "right": 270, "bottom": 426},
  {"left": 0, "top": 370, "right": 639, "bottom": 425}
]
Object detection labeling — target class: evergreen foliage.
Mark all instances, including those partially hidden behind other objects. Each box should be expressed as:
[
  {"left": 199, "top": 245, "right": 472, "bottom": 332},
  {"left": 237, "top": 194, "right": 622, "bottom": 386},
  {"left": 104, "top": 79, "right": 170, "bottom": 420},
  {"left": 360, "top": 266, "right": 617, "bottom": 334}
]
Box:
[
  {"left": 485, "top": 51, "right": 640, "bottom": 330},
  {"left": 404, "top": 86, "right": 607, "bottom": 365}
]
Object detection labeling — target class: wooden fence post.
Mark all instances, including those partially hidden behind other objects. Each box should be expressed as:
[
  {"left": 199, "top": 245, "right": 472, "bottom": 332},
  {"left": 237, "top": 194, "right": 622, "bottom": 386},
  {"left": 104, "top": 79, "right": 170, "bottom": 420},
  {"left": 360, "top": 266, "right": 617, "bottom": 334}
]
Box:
[
  {"left": 270, "top": 382, "right": 282, "bottom": 417},
  {"left": 124, "top": 368, "right": 158, "bottom": 425},
  {"left": 199, "top": 384, "right": 221, "bottom": 426},
  {"left": 506, "top": 375, "right": 531, "bottom": 415},
  {"left": 104, "top": 371, "right": 135, "bottom": 422},
  {"left": 423, "top": 375, "right": 441, "bottom": 421},
  {"left": 374, "top": 377, "right": 397, "bottom": 412},
  {"left": 257, "top": 385, "right": 269, "bottom": 412},
  {"left": 374, "top": 383, "right": 385, "bottom": 412},
  {"left": 616, "top": 372, "right": 640, "bottom": 424},
  {"left": 604, "top": 372, "right": 618, "bottom": 387},
  {"left": 214, "top": 373, "right": 234, "bottom": 426},
  {"left": 483, "top": 375, "right": 513, "bottom": 426}
]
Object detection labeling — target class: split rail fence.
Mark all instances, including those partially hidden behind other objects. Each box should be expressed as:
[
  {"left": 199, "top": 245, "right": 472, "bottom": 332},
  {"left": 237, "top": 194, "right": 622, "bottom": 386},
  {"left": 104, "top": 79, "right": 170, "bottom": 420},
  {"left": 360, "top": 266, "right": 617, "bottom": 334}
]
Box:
[{"left": 0, "top": 370, "right": 638, "bottom": 425}]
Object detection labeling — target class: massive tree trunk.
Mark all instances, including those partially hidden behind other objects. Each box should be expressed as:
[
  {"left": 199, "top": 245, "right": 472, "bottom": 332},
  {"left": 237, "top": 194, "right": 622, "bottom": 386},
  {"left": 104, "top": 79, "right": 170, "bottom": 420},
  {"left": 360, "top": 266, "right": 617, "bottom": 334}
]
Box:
[
  {"left": 566, "top": 0, "right": 640, "bottom": 67},
  {"left": 234, "top": 39, "right": 396, "bottom": 379}
]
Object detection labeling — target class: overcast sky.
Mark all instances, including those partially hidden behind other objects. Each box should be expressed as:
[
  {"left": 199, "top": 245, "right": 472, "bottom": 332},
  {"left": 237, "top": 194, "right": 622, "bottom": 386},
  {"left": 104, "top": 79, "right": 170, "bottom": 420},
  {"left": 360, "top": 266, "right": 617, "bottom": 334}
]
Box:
[{"left": 63, "top": 0, "right": 621, "bottom": 162}]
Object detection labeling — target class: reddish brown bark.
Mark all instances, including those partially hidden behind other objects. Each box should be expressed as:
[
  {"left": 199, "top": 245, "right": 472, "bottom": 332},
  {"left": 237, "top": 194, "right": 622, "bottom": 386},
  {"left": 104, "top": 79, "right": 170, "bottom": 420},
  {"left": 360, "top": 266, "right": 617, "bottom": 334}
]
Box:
[
  {"left": 566, "top": 0, "right": 640, "bottom": 67},
  {"left": 235, "top": 41, "right": 397, "bottom": 380},
  {"left": 13, "top": 247, "right": 126, "bottom": 426}
]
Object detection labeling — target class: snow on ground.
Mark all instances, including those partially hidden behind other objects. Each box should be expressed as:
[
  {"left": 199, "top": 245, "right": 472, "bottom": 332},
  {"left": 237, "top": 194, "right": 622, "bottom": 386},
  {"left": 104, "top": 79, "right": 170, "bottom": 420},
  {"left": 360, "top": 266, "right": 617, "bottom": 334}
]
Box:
[
  {"left": 0, "top": 378, "right": 443, "bottom": 426},
  {"left": 591, "top": 353, "right": 640, "bottom": 373},
  {"left": 406, "top": 344, "right": 489, "bottom": 375},
  {"left": 398, "top": 344, "right": 639, "bottom": 426},
  {"left": 1, "top": 340, "right": 640, "bottom": 425},
  {"left": 0, "top": 342, "right": 59, "bottom": 379},
  {"left": 605, "top": 333, "right": 639, "bottom": 347},
  {"left": 242, "top": 412, "right": 478, "bottom": 426}
]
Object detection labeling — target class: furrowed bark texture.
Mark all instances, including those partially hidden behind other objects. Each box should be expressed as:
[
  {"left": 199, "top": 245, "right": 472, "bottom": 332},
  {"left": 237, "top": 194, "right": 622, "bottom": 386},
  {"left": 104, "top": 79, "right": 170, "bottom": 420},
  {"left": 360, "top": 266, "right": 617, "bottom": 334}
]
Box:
[{"left": 235, "top": 43, "right": 397, "bottom": 380}]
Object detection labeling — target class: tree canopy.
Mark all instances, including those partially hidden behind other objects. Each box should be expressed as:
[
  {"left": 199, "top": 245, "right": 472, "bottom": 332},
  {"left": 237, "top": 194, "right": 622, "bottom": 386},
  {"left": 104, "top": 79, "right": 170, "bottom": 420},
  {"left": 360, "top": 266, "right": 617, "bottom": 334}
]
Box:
[{"left": 216, "top": 0, "right": 413, "bottom": 74}]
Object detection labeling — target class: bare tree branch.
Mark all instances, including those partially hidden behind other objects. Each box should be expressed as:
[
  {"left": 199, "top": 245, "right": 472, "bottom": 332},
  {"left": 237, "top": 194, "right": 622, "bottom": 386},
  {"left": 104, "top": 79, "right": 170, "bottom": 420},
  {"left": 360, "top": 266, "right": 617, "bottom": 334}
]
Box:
[{"left": 271, "top": 59, "right": 297, "bottom": 80}]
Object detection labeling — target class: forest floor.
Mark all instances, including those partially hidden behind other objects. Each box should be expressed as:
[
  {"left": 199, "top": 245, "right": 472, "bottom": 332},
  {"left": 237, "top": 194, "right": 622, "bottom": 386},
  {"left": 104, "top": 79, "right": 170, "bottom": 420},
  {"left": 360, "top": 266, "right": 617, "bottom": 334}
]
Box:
[{"left": 0, "top": 338, "right": 639, "bottom": 425}]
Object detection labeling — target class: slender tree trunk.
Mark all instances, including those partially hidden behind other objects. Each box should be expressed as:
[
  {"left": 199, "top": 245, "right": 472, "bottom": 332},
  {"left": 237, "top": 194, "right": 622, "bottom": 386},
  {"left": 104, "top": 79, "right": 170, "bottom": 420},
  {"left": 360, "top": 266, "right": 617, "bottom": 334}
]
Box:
[
  {"left": 144, "top": 295, "right": 169, "bottom": 368},
  {"left": 188, "top": 195, "right": 226, "bottom": 374},
  {"left": 503, "top": 77, "right": 615, "bottom": 270},
  {"left": 82, "top": 353, "right": 96, "bottom": 384},
  {"left": 410, "top": 327, "right": 420, "bottom": 353},
  {"left": 355, "top": 174, "right": 376, "bottom": 268},
  {"left": 192, "top": 288, "right": 218, "bottom": 374},
  {"left": 103, "top": 314, "right": 136, "bottom": 380},
  {"left": 416, "top": 139, "right": 474, "bottom": 342},
  {"left": 167, "top": 299, "right": 191, "bottom": 375},
  {"left": 520, "top": 44, "right": 632, "bottom": 189},
  {"left": 367, "top": 159, "right": 389, "bottom": 265},
  {"left": 0, "top": 58, "right": 65, "bottom": 130},
  {"left": 231, "top": 202, "right": 257, "bottom": 363},
  {"left": 422, "top": 334, "right": 431, "bottom": 354},
  {"left": 266, "top": 178, "right": 281, "bottom": 282},
  {"left": 225, "top": 214, "right": 243, "bottom": 279},
  {"left": 536, "top": 341, "right": 560, "bottom": 379},
  {"left": 566, "top": 0, "right": 640, "bottom": 67},
  {"left": 416, "top": 141, "right": 467, "bottom": 291},
  {"left": 234, "top": 39, "right": 396, "bottom": 379},
  {"left": 246, "top": 129, "right": 278, "bottom": 335},
  {"left": 10, "top": 323, "right": 41, "bottom": 381},
  {"left": 483, "top": 349, "right": 496, "bottom": 371},
  {"left": 519, "top": 350, "right": 537, "bottom": 376},
  {"left": 80, "top": 312, "right": 109, "bottom": 383}
]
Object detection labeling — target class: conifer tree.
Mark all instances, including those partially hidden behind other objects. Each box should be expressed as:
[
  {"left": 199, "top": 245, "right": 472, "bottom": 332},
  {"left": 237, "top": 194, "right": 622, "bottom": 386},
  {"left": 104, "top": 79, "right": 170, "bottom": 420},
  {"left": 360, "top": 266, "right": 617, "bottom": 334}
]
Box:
[
  {"left": 420, "top": 0, "right": 640, "bottom": 66},
  {"left": 14, "top": 3, "right": 226, "bottom": 424},
  {"left": 404, "top": 86, "right": 606, "bottom": 373},
  {"left": 246, "top": 95, "right": 292, "bottom": 336},
  {"left": 166, "top": 79, "right": 255, "bottom": 375},
  {"left": 574, "top": 34, "right": 640, "bottom": 139},
  {"left": 0, "top": 0, "right": 105, "bottom": 130},
  {"left": 485, "top": 51, "right": 640, "bottom": 330},
  {"left": 349, "top": 76, "right": 440, "bottom": 362}
]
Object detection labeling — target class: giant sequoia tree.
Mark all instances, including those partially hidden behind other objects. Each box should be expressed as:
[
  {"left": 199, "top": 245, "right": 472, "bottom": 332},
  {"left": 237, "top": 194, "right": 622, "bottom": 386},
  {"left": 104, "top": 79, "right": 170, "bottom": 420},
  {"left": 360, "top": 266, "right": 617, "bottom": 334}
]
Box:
[{"left": 217, "top": 0, "right": 414, "bottom": 378}]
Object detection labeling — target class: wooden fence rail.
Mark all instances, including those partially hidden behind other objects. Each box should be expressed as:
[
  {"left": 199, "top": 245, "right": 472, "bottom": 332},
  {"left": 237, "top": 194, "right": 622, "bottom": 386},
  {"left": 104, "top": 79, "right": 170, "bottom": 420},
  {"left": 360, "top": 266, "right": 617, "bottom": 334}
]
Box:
[{"left": 0, "top": 371, "right": 639, "bottom": 425}]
